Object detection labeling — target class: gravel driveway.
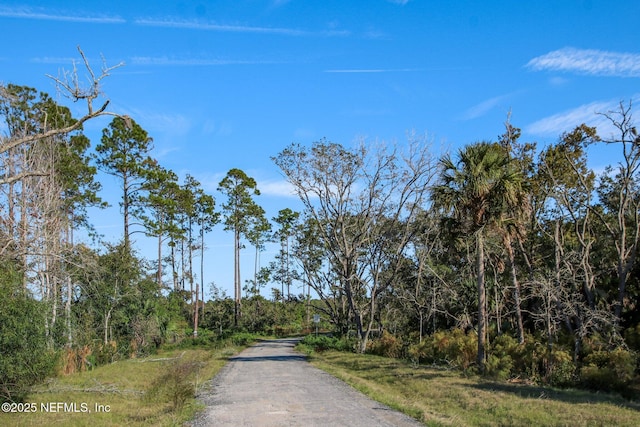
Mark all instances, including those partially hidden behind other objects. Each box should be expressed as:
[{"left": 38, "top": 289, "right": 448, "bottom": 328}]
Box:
[{"left": 189, "top": 338, "right": 424, "bottom": 426}]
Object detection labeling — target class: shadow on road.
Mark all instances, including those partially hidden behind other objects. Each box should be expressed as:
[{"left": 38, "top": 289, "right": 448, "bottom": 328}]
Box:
[
  {"left": 228, "top": 338, "right": 307, "bottom": 363},
  {"left": 229, "top": 354, "right": 308, "bottom": 362}
]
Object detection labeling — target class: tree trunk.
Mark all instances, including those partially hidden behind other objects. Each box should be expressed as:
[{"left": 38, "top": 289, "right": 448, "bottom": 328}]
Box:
[
  {"left": 171, "top": 242, "right": 178, "bottom": 290},
  {"left": 196, "top": 227, "right": 205, "bottom": 334},
  {"left": 505, "top": 233, "right": 525, "bottom": 344},
  {"left": 123, "top": 175, "right": 130, "bottom": 250},
  {"left": 188, "top": 222, "right": 194, "bottom": 313},
  {"left": 234, "top": 227, "right": 241, "bottom": 326},
  {"left": 476, "top": 230, "right": 486, "bottom": 373},
  {"left": 157, "top": 215, "right": 163, "bottom": 286}
]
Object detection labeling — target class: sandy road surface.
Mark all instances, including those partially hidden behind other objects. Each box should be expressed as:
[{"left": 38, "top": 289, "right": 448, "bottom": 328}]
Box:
[{"left": 190, "top": 338, "right": 424, "bottom": 426}]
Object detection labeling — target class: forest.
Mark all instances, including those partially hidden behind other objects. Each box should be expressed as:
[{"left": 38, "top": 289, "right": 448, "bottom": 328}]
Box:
[{"left": 2, "top": 52, "right": 640, "bottom": 403}]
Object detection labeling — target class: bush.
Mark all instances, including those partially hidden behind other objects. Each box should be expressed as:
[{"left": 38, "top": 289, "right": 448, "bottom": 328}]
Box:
[
  {"left": 299, "top": 334, "right": 355, "bottom": 353},
  {"left": 485, "top": 334, "right": 518, "bottom": 380},
  {"left": 547, "top": 350, "right": 576, "bottom": 387},
  {"left": 407, "top": 329, "right": 477, "bottom": 371},
  {"left": 367, "top": 331, "right": 403, "bottom": 359},
  {"left": 579, "top": 348, "right": 637, "bottom": 394},
  {"left": 230, "top": 332, "right": 258, "bottom": 346},
  {"left": 0, "top": 274, "right": 58, "bottom": 402},
  {"left": 624, "top": 324, "right": 640, "bottom": 352},
  {"left": 145, "top": 359, "right": 203, "bottom": 411}
]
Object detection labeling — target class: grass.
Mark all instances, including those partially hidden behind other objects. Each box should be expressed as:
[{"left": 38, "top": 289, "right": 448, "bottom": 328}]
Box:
[
  {"left": 306, "top": 350, "right": 640, "bottom": 427},
  {"left": 1, "top": 345, "right": 243, "bottom": 427}
]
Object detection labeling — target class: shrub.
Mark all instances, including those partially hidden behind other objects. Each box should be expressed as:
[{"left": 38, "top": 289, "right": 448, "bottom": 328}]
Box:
[
  {"left": 299, "top": 334, "right": 355, "bottom": 353},
  {"left": 367, "top": 331, "right": 403, "bottom": 359},
  {"left": 624, "top": 324, "right": 640, "bottom": 352},
  {"left": 145, "top": 359, "right": 203, "bottom": 411},
  {"left": 0, "top": 275, "right": 58, "bottom": 402},
  {"left": 407, "top": 329, "right": 477, "bottom": 370},
  {"left": 485, "top": 334, "right": 518, "bottom": 380},
  {"left": 90, "top": 340, "right": 119, "bottom": 366},
  {"left": 579, "top": 348, "right": 636, "bottom": 394},
  {"left": 485, "top": 354, "right": 513, "bottom": 380},
  {"left": 547, "top": 350, "right": 576, "bottom": 388},
  {"left": 230, "top": 332, "right": 257, "bottom": 346},
  {"left": 407, "top": 340, "right": 433, "bottom": 365}
]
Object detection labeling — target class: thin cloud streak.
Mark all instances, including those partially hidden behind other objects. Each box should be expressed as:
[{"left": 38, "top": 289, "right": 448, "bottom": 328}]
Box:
[
  {"left": 461, "top": 92, "right": 517, "bottom": 120},
  {"left": 31, "top": 56, "right": 78, "bottom": 65},
  {"left": 135, "top": 18, "right": 348, "bottom": 37},
  {"left": 0, "top": 6, "right": 124, "bottom": 24},
  {"left": 527, "top": 47, "right": 640, "bottom": 77}
]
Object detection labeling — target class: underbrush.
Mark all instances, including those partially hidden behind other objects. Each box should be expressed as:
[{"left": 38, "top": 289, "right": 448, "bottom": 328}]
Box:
[
  {"left": 308, "top": 349, "right": 640, "bottom": 426},
  {"left": 2, "top": 340, "right": 247, "bottom": 426},
  {"left": 297, "top": 334, "right": 356, "bottom": 354},
  {"left": 309, "top": 328, "right": 640, "bottom": 400}
]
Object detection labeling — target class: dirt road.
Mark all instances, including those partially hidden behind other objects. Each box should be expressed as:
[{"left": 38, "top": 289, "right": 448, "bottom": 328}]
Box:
[{"left": 190, "top": 338, "right": 424, "bottom": 426}]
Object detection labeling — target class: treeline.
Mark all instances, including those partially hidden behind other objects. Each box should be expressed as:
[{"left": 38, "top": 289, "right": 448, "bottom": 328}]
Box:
[
  {"left": 273, "top": 111, "right": 640, "bottom": 397},
  {"left": 2, "top": 53, "right": 640, "bottom": 402},
  {"left": 0, "top": 74, "right": 313, "bottom": 402}
]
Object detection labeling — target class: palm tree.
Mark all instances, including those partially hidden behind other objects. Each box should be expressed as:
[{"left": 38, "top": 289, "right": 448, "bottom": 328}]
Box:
[{"left": 432, "top": 142, "right": 522, "bottom": 373}]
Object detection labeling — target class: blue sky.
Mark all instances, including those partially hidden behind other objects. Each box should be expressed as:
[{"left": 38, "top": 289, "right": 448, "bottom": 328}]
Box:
[{"left": 1, "top": 0, "right": 639, "bottom": 299}]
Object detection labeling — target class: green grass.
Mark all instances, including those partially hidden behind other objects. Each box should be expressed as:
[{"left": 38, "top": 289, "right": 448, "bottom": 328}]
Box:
[
  {"left": 306, "top": 350, "right": 640, "bottom": 427},
  {"left": 1, "top": 345, "right": 243, "bottom": 427}
]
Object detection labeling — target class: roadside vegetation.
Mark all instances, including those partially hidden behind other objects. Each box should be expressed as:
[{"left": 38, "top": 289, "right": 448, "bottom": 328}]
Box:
[
  {"left": 2, "top": 334, "right": 255, "bottom": 427},
  {"left": 299, "top": 337, "right": 640, "bottom": 426},
  {"left": 2, "top": 49, "right": 640, "bottom": 425}
]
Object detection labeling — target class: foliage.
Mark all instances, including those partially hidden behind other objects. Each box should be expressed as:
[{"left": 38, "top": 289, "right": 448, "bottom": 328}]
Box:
[
  {"left": 145, "top": 358, "right": 204, "bottom": 411},
  {"left": 299, "top": 334, "right": 356, "bottom": 353},
  {"left": 366, "top": 331, "right": 404, "bottom": 359},
  {"left": 4, "top": 346, "right": 241, "bottom": 427},
  {"left": 309, "top": 349, "right": 640, "bottom": 427},
  {"left": 0, "top": 264, "right": 57, "bottom": 402},
  {"left": 6, "top": 68, "right": 640, "bottom": 404},
  {"left": 579, "top": 348, "right": 637, "bottom": 395}
]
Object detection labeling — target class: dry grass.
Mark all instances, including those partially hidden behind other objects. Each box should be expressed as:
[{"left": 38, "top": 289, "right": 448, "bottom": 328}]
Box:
[
  {"left": 308, "top": 350, "right": 640, "bottom": 427},
  {"left": 2, "top": 346, "right": 241, "bottom": 427}
]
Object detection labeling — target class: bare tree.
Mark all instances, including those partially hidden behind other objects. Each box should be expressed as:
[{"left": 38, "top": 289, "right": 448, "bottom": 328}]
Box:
[
  {"left": 593, "top": 102, "right": 640, "bottom": 321},
  {"left": 0, "top": 46, "right": 123, "bottom": 160},
  {"left": 0, "top": 47, "right": 123, "bottom": 347},
  {"left": 274, "top": 136, "right": 437, "bottom": 352}
]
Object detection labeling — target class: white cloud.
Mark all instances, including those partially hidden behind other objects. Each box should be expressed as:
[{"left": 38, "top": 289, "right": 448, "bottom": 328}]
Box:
[
  {"left": 525, "top": 99, "right": 637, "bottom": 137},
  {"left": 461, "top": 93, "right": 515, "bottom": 120},
  {"left": 258, "top": 179, "right": 298, "bottom": 198},
  {"left": 116, "top": 108, "right": 192, "bottom": 136},
  {"left": 388, "top": 0, "right": 411, "bottom": 5},
  {"left": 527, "top": 47, "right": 640, "bottom": 77},
  {"left": 0, "top": 6, "right": 124, "bottom": 23}
]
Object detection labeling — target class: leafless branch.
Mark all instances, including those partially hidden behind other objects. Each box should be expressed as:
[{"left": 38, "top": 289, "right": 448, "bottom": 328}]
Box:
[{"left": 0, "top": 46, "right": 124, "bottom": 155}]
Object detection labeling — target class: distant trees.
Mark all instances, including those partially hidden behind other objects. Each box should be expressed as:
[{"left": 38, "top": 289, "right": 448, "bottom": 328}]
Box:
[
  {"left": 3, "top": 48, "right": 640, "bottom": 400},
  {"left": 274, "top": 138, "right": 437, "bottom": 352},
  {"left": 271, "top": 208, "right": 300, "bottom": 300},
  {"left": 218, "top": 168, "right": 263, "bottom": 326}
]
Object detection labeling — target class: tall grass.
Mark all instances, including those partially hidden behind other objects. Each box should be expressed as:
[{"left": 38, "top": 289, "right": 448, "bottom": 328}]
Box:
[
  {"left": 307, "top": 349, "right": 640, "bottom": 426},
  {"left": 1, "top": 344, "right": 246, "bottom": 427}
]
